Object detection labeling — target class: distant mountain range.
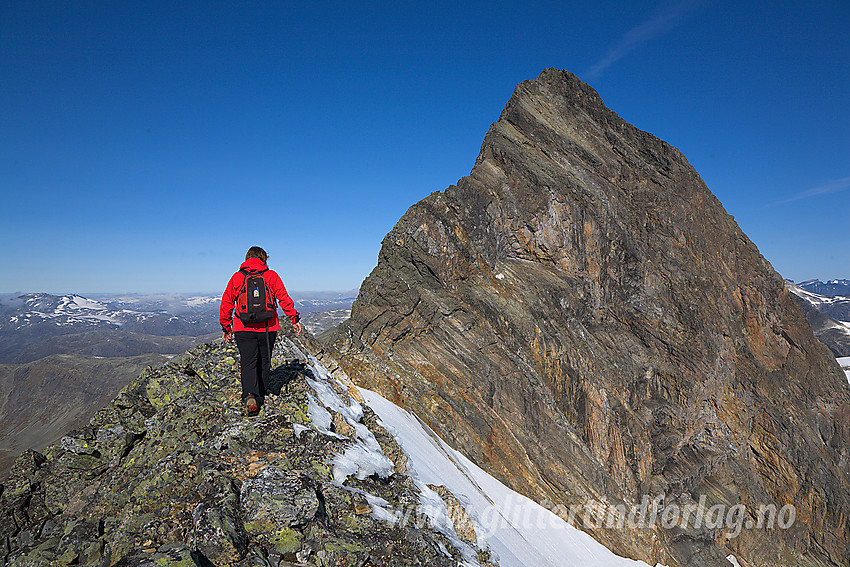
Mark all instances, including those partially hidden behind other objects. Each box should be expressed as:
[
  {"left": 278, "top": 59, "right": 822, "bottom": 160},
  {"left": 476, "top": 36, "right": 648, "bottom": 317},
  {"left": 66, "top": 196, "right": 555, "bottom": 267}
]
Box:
[
  {"left": 796, "top": 278, "right": 850, "bottom": 297},
  {"left": 786, "top": 281, "right": 850, "bottom": 357},
  {"left": 0, "top": 293, "right": 219, "bottom": 364},
  {"left": 789, "top": 279, "right": 850, "bottom": 321},
  {"left": 0, "top": 291, "right": 355, "bottom": 363}
]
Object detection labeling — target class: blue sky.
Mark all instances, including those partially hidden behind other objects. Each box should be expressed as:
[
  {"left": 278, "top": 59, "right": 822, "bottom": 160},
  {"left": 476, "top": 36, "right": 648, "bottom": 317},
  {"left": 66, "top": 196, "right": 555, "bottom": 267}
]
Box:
[{"left": 2, "top": 1, "right": 848, "bottom": 293}]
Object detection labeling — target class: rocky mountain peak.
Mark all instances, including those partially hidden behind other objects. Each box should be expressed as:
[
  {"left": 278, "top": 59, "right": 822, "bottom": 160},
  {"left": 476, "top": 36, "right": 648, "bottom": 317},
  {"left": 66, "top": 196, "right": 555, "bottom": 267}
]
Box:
[{"left": 329, "top": 69, "right": 850, "bottom": 565}]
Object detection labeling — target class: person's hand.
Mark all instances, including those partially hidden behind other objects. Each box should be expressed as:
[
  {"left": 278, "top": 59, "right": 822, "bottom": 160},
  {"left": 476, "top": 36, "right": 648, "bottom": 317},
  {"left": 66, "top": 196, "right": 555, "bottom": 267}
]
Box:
[
  {"left": 293, "top": 321, "right": 302, "bottom": 337},
  {"left": 222, "top": 329, "right": 232, "bottom": 342}
]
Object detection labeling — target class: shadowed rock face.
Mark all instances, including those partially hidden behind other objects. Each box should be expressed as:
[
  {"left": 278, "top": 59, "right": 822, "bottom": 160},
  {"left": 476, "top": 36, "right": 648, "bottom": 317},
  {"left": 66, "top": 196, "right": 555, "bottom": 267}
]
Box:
[{"left": 328, "top": 69, "right": 850, "bottom": 566}]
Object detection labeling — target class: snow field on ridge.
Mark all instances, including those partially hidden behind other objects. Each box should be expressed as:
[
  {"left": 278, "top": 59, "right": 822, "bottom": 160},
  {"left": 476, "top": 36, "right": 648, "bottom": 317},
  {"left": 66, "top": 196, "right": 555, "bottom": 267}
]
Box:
[
  {"left": 359, "top": 387, "right": 654, "bottom": 567},
  {"left": 289, "top": 337, "right": 481, "bottom": 566}
]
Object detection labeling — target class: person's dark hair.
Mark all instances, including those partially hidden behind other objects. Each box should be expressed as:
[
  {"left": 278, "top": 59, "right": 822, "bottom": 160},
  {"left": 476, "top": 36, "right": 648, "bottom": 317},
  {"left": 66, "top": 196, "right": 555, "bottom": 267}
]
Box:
[{"left": 245, "top": 246, "right": 268, "bottom": 262}]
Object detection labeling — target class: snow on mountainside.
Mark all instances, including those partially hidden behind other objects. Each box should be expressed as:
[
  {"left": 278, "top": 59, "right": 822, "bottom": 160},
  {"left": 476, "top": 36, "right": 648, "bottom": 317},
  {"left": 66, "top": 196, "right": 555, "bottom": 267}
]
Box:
[
  {"left": 358, "top": 387, "right": 654, "bottom": 567},
  {"left": 787, "top": 281, "right": 850, "bottom": 358},
  {"left": 798, "top": 278, "right": 850, "bottom": 297},
  {"left": 0, "top": 293, "right": 219, "bottom": 336},
  {"left": 0, "top": 293, "right": 121, "bottom": 328},
  {"left": 790, "top": 280, "right": 850, "bottom": 321},
  {"left": 838, "top": 357, "right": 850, "bottom": 385},
  {"left": 786, "top": 282, "right": 850, "bottom": 324}
]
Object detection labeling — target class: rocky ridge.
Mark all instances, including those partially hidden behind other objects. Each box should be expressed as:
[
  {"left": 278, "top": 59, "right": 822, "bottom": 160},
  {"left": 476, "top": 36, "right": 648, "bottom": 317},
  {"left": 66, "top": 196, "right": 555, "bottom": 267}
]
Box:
[
  {"left": 0, "top": 353, "right": 168, "bottom": 480},
  {"left": 0, "top": 329, "right": 495, "bottom": 566},
  {"left": 326, "top": 69, "right": 850, "bottom": 566}
]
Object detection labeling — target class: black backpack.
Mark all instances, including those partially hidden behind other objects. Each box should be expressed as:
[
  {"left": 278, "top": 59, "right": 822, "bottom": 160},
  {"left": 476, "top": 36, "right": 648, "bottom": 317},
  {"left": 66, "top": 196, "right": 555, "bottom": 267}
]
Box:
[{"left": 236, "top": 269, "right": 276, "bottom": 324}]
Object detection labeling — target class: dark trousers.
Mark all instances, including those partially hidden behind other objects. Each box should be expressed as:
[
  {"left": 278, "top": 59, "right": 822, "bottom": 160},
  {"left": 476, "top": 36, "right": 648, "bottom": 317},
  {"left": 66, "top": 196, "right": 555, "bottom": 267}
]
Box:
[{"left": 234, "top": 330, "right": 277, "bottom": 400}]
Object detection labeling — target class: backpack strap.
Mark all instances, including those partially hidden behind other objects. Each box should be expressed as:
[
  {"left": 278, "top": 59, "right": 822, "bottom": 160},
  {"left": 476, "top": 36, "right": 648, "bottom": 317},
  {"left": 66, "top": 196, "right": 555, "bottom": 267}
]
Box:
[{"left": 239, "top": 268, "right": 268, "bottom": 277}]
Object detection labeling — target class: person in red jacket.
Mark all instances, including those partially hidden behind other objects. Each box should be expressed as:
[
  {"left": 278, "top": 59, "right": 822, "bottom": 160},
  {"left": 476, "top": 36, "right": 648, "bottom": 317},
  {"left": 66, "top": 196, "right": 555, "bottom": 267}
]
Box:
[{"left": 220, "top": 246, "right": 302, "bottom": 415}]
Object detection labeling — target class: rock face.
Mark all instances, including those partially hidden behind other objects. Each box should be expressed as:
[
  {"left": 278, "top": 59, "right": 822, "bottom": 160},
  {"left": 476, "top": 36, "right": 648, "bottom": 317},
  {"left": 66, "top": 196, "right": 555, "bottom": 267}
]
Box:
[
  {"left": 327, "top": 69, "right": 850, "bottom": 566},
  {"left": 0, "top": 331, "right": 493, "bottom": 566}
]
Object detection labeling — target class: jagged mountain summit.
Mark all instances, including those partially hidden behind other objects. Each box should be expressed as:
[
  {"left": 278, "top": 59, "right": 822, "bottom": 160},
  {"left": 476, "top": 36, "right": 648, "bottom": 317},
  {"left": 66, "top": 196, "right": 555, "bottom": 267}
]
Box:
[{"left": 327, "top": 69, "right": 850, "bottom": 566}]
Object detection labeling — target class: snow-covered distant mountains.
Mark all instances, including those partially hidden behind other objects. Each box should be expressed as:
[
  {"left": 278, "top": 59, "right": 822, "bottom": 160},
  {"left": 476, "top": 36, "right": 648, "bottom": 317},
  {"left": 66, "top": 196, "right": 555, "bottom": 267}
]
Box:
[
  {"left": 0, "top": 291, "right": 355, "bottom": 363},
  {"left": 0, "top": 293, "right": 220, "bottom": 337},
  {"left": 789, "top": 280, "right": 850, "bottom": 321},
  {"left": 0, "top": 293, "right": 222, "bottom": 363},
  {"left": 786, "top": 281, "right": 850, "bottom": 358},
  {"left": 797, "top": 278, "right": 850, "bottom": 298}
]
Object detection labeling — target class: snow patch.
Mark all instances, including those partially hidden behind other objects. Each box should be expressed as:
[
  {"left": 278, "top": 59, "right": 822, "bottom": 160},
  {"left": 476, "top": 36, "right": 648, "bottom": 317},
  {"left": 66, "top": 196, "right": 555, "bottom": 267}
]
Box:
[
  {"left": 286, "top": 338, "right": 395, "bottom": 485},
  {"left": 359, "top": 387, "right": 653, "bottom": 567},
  {"left": 336, "top": 484, "right": 400, "bottom": 525},
  {"left": 305, "top": 393, "right": 338, "bottom": 436},
  {"left": 68, "top": 295, "right": 108, "bottom": 310},
  {"left": 837, "top": 357, "right": 850, "bottom": 385},
  {"left": 292, "top": 423, "right": 310, "bottom": 439},
  {"left": 416, "top": 479, "right": 481, "bottom": 565},
  {"left": 331, "top": 444, "right": 394, "bottom": 484},
  {"left": 185, "top": 296, "right": 218, "bottom": 307}
]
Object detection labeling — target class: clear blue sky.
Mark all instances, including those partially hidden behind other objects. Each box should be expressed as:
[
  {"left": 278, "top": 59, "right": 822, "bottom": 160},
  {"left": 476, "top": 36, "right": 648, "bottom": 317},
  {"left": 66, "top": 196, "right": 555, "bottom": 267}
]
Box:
[{"left": 2, "top": 1, "right": 848, "bottom": 293}]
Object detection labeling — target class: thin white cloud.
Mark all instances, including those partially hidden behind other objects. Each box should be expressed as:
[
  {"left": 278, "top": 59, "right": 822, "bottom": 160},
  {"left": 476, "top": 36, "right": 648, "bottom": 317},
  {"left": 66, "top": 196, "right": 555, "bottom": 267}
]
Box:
[
  {"left": 777, "top": 176, "right": 850, "bottom": 205},
  {"left": 585, "top": 1, "right": 700, "bottom": 82}
]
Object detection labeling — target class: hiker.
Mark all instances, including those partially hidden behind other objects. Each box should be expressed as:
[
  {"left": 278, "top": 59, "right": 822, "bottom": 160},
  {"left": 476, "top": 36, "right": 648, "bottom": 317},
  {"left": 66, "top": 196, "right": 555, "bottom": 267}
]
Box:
[{"left": 220, "top": 246, "right": 301, "bottom": 415}]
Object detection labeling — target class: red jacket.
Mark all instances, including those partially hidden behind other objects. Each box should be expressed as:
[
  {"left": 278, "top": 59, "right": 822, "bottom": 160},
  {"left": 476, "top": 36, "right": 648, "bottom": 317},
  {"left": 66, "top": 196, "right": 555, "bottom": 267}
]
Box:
[{"left": 220, "top": 258, "right": 300, "bottom": 333}]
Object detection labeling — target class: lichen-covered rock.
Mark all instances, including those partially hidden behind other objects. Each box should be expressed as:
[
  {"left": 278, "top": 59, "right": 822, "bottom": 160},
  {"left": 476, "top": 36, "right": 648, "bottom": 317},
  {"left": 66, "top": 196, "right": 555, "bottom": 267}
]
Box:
[{"left": 0, "top": 331, "right": 483, "bottom": 566}]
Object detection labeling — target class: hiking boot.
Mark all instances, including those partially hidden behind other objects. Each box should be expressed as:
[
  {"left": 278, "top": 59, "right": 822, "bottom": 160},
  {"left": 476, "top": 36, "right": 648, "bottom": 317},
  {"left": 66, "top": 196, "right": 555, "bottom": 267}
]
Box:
[{"left": 245, "top": 396, "right": 259, "bottom": 416}]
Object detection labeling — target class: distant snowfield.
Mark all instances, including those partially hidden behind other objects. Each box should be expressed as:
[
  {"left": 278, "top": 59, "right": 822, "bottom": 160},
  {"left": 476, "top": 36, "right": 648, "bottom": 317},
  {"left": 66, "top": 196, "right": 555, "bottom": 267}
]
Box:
[
  {"left": 787, "top": 283, "right": 850, "bottom": 306},
  {"left": 837, "top": 357, "right": 850, "bottom": 384},
  {"left": 359, "top": 387, "right": 654, "bottom": 567}
]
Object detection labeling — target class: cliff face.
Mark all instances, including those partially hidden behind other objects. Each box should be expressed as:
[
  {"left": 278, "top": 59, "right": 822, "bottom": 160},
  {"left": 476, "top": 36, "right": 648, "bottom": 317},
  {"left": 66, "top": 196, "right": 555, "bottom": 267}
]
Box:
[{"left": 328, "top": 69, "right": 850, "bottom": 566}]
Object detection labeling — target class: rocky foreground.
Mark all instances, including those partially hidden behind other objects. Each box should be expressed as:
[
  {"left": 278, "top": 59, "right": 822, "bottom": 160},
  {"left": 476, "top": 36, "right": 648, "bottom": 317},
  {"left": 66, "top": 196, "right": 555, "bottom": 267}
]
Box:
[{"left": 0, "top": 330, "right": 493, "bottom": 566}]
